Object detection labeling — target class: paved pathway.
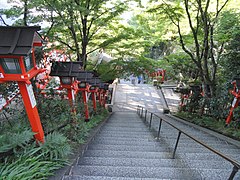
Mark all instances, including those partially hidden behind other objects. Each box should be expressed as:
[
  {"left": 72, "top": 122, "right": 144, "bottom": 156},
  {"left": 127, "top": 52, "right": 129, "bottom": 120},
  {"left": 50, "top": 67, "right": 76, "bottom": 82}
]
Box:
[{"left": 113, "top": 80, "right": 164, "bottom": 113}]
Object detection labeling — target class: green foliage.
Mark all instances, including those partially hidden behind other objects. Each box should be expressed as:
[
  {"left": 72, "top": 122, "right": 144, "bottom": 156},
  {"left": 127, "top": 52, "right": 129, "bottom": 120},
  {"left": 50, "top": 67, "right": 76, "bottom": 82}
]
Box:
[
  {"left": 176, "top": 112, "right": 240, "bottom": 140},
  {"left": 0, "top": 0, "right": 46, "bottom": 26},
  {"left": 206, "top": 84, "right": 232, "bottom": 119},
  {"left": 157, "top": 52, "right": 198, "bottom": 81},
  {"left": 0, "top": 146, "right": 66, "bottom": 179},
  {"left": 40, "top": 132, "right": 72, "bottom": 160},
  {"left": 0, "top": 94, "right": 108, "bottom": 179},
  {"left": 0, "top": 130, "right": 34, "bottom": 153},
  {"left": 216, "top": 10, "right": 240, "bottom": 42},
  {"left": 0, "top": 77, "right": 109, "bottom": 179},
  {"left": 36, "top": 95, "right": 73, "bottom": 133},
  {"left": 219, "top": 31, "right": 240, "bottom": 81}
]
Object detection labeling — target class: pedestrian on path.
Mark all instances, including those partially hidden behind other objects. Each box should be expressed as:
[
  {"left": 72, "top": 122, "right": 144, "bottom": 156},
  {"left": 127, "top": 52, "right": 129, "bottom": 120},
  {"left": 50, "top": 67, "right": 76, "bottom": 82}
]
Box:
[
  {"left": 130, "top": 74, "right": 136, "bottom": 85},
  {"left": 138, "top": 75, "right": 142, "bottom": 84}
]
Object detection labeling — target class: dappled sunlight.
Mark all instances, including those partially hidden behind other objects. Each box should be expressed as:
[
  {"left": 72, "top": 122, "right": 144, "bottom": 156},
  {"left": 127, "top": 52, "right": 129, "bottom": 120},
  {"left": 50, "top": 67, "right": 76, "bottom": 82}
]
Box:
[{"left": 113, "top": 82, "right": 166, "bottom": 112}]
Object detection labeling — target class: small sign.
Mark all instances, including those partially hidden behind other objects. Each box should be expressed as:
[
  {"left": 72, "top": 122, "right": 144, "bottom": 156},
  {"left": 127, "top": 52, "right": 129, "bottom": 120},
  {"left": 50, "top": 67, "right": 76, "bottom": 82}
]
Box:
[
  {"left": 26, "top": 84, "right": 36, "bottom": 108},
  {"left": 0, "top": 73, "right": 4, "bottom": 78},
  {"left": 71, "top": 89, "right": 75, "bottom": 102},
  {"left": 232, "top": 97, "right": 237, "bottom": 107}
]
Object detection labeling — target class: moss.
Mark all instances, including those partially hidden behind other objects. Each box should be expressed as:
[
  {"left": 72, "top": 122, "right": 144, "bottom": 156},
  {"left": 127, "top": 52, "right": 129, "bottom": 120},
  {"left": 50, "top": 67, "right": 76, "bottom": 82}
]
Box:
[{"left": 175, "top": 112, "right": 240, "bottom": 141}]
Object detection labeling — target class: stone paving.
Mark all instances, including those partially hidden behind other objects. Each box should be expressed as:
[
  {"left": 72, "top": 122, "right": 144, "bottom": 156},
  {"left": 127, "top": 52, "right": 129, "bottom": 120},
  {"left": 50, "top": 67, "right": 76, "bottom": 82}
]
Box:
[{"left": 113, "top": 80, "right": 164, "bottom": 113}]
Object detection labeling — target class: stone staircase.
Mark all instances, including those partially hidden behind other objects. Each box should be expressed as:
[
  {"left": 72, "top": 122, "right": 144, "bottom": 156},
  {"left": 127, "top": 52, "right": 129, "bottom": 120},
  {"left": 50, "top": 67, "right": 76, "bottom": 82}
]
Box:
[
  {"left": 63, "top": 112, "right": 202, "bottom": 179},
  {"left": 62, "top": 110, "right": 240, "bottom": 180},
  {"left": 145, "top": 113, "right": 240, "bottom": 180}
]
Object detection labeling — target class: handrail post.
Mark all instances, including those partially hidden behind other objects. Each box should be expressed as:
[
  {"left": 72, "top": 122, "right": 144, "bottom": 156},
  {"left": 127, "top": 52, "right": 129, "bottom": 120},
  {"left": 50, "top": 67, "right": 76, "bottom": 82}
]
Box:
[
  {"left": 228, "top": 165, "right": 239, "bottom": 180},
  {"left": 150, "top": 113, "right": 153, "bottom": 124},
  {"left": 172, "top": 131, "right": 182, "bottom": 159},
  {"left": 141, "top": 107, "right": 144, "bottom": 118},
  {"left": 157, "top": 118, "right": 162, "bottom": 139},
  {"left": 149, "top": 113, "right": 152, "bottom": 129},
  {"left": 144, "top": 109, "right": 147, "bottom": 122}
]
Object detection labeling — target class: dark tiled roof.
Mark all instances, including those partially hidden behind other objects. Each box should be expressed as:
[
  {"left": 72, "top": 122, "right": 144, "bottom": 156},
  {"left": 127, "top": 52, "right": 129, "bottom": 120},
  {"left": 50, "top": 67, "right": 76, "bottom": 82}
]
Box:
[
  {"left": 50, "top": 61, "right": 83, "bottom": 77},
  {"left": 77, "top": 71, "right": 94, "bottom": 82},
  {"left": 88, "top": 78, "right": 101, "bottom": 85},
  {"left": 0, "top": 26, "right": 41, "bottom": 56}
]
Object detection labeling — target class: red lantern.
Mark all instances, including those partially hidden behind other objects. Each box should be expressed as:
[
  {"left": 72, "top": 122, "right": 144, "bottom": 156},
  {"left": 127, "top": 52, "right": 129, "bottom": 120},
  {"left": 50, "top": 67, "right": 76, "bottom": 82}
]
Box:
[{"left": 0, "top": 26, "right": 44, "bottom": 143}]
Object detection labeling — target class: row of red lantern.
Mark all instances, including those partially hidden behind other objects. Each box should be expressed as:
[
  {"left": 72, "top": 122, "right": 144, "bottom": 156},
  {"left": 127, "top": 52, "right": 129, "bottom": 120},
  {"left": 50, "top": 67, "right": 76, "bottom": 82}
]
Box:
[
  {"left": 147, "top": 69, "right": 166, "bottom": 82},
  {"left": 0, "top": 26, "right": 110, "bottom": 144},
  {"left": 57, "top": 77, "right": 109, "bottom": 122}
]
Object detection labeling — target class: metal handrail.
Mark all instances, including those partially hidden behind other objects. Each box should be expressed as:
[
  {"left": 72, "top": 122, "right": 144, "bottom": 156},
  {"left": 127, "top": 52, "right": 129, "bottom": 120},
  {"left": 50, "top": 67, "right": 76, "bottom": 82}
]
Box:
[{"left": 137, "top": 105, "right": 240, "bottom": 180}]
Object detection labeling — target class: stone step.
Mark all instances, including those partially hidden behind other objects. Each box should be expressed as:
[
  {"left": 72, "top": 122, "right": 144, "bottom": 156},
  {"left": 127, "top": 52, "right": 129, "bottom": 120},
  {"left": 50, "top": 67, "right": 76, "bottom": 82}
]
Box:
[
  {"left": 70, "top": 165, "right": 201, "bottom": 179},
  {"left": 78, "top": 157, "right": 232, "bottom": 170},
  {"left": 84, "top": 149, "right": 172, "bottom": 159},
  {"left": 93, "top": 136, "right": 157, "bottom": 143},
  {"left": 178, "top": 152, "right": 239, "bottom": 161},
  {"left": 103, "top": 125, "right": 147, "bottom": 129},
  {"left": 64, "top": 175, "right": 171, "bottom": 180},
  {"left": 100, "top": 129, "right": 151, "bottom": 134},
  {"left": 157, "top": 133, "right": 233, "bottom": 143},
  {"left": 103, "top": 123, "right": 146, "bottom": 127},
  {"left": 88, "top": 143, "right": 240, "bottom": 155},
  {"left": 77, "top": 157, "right": 204, "bottom": 168},
  {"left": 87, "top": 144, "right": 170, "bottom": 152},
  {"left": 97, "top": 133, "right": 153, "bottom": 139},
  {"left": 199, "top": 168, "right": 240, "bottom": 180},
  {"left": 94, "top": 135, "right": 225, "bottom": 144},
  {"left": 106, "top": 119, "right": 144, "bottom": 122},
  {"left": 158, "top": 138, "right": 240, "bottom": 149},
  {"left": 100, "top": 127, "right": 150, "bottom": 132},
  {"left": 91, "top": 139, "right": 161, "bottom": 146},
  {"left": 109, "top": 119, "right": 140, "bottom": 122}
]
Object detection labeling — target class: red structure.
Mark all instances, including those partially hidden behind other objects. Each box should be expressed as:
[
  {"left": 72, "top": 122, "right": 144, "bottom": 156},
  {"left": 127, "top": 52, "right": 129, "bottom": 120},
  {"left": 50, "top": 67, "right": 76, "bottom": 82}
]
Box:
[
  {"left": 149, "top": 68, "right": 166, "bottom": 83},
  {"left": 89, "top": 78, "right": 101, "bottom": 113},
  {"left": 78, "top": 81, "right": 90, "bottom": 122},
  {"left": 57, "top": 76, "right": 78, "bottom": 113},
  {"left": 49, "top": 62, "right": 82, "bottom": 110},
  {"left": 226, "top": 78, "right": 240, "bottom": 125},
  {"left": 179, "top": 88, "right": 191, "bottom": 111},
  {"left": 98, "top": 83, "right": 109, "bottom": 107},
  {"left": 77, "top": 72, "right": 94, "bottom": 122},
  {"left": 0, "top": 26, "right": 44, "bottom": 143}
]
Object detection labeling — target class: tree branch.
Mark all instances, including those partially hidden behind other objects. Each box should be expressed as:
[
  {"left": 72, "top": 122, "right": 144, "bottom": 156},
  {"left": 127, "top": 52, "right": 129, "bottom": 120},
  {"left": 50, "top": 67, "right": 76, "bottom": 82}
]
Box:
[
  {"left": 216, "top": 0, "right": 229, "bottom": 17},
  {"left": 184, "top": 0, "right": 200, "bottom": 60},
  {"left": 177, "top": 22, "right": 199, "bottom": 67},
  {"left": 43, "top": 11, "right": 55, "bottom": 41},
  {"left": 0, "top": 15, "right": 9, "bottom": 26},
  {"left": 56, "top": 37, "right": 76, "bottom": 51}
]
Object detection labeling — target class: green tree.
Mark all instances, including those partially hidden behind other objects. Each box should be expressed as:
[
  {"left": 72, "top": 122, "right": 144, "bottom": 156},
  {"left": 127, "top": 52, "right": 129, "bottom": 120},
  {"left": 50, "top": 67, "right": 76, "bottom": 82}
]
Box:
[
  {"left": 0, "top": 0, "right": 47, "bottom": 26},
  {"left": 42, "top": 0, "right": 131, "bottom": 68},
  {"left": 149, "top": 0, "right": 230, "bottom": 97},
  {"left": 218, "top": 11, "right": 240, "bottom": 81}
]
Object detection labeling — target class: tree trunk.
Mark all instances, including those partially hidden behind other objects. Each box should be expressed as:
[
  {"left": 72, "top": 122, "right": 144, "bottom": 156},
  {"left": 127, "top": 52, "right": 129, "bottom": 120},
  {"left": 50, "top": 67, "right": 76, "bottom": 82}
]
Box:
[
  {"left": 23, "top": 0, "right": 28, "bottom": 26},
  {"left": 81, "top": 18, "right": 88, "bottom": 69}
]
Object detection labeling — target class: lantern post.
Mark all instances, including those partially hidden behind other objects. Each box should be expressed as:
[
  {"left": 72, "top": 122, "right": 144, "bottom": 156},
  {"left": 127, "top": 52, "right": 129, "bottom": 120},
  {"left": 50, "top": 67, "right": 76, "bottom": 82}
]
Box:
[
  {"left": 226, "top": 78, "right": 240, "bottom": 125},
  {"left": 0, "top": 26, "right": 45, "bottom": 143},
  {"left": 77, "top": 71, "right": 94, "bottom": 122},
  {"left": 98, "top": 83, "right": 109, "bottom": 108},
  {"left": 89, "top": 78, "right": 101, "bottom": 113},
  {"left": 49, "top": 61, "right": 82, "bottom": 112},
  {"left": 78, "top": 81, "right": 90, "bottom": 122}
]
